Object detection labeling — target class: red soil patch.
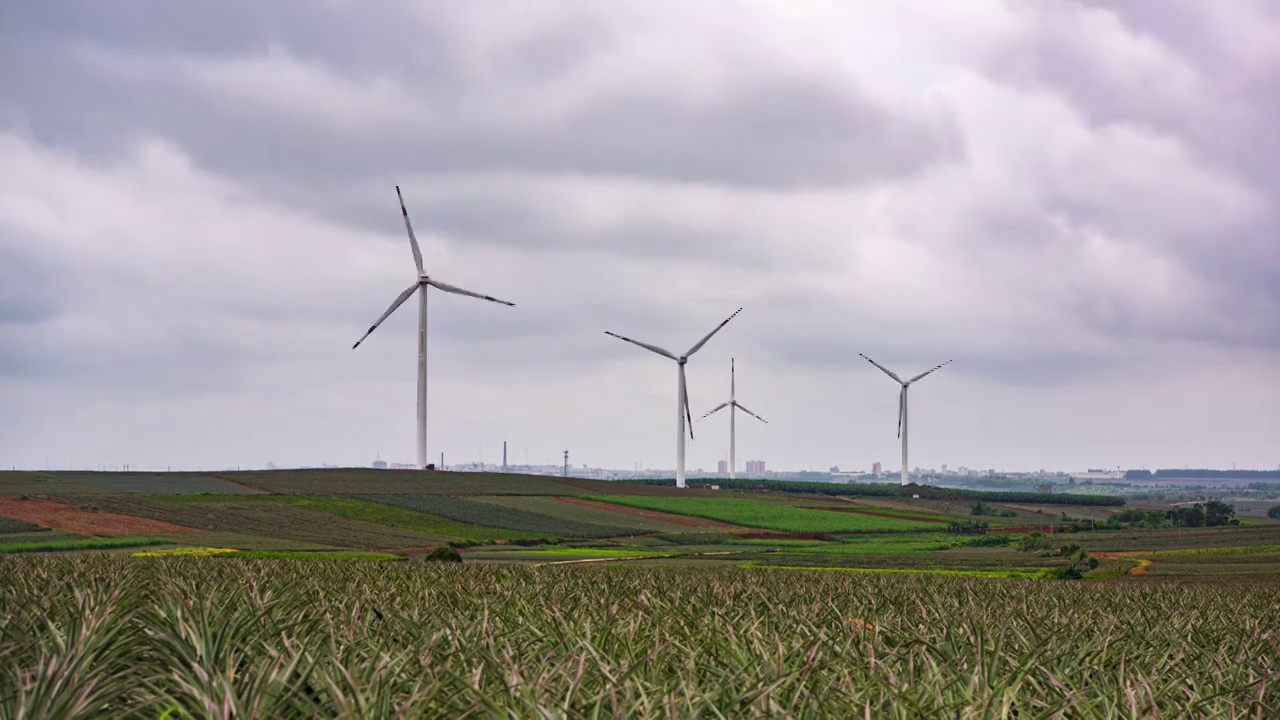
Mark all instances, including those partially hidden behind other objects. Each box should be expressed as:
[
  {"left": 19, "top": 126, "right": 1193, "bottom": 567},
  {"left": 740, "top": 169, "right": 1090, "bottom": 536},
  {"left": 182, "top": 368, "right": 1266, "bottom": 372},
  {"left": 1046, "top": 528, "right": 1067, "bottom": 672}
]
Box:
[
  {"left": 0, "top": 496, "right": 198, "bottom": 536},
  {"left": 555, "top": 497, "right": 742, "bottom": 530}
]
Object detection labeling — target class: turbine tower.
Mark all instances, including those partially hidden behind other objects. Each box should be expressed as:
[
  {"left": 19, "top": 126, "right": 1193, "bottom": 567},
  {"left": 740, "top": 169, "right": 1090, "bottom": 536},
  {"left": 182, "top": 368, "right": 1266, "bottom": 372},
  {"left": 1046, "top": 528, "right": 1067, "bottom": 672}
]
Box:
[
  {"left": 605, "top": 308, "right": 743, "bottom": 489},
  {"left": 352, "top": 186, "right": 516, "bottom": 470},
  {"left": 702, "top": 358, "right": 767, "bottom": 479},
  {"left": 858, "top": 353, "right": 951, "bottom": 487}
]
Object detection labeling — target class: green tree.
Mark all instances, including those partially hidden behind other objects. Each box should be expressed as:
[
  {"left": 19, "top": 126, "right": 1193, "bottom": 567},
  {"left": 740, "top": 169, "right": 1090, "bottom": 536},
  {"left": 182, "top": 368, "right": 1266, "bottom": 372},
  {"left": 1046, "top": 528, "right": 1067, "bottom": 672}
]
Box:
[
  {"left": 1268, "top": 505, "right": 1280, "bottom": 519},
  {"left": 1171, "top": 504, "right": 1205, "bottom": 528},
  {"left": 1203, "top": 501, "right": 1236, "bottom": 527}
]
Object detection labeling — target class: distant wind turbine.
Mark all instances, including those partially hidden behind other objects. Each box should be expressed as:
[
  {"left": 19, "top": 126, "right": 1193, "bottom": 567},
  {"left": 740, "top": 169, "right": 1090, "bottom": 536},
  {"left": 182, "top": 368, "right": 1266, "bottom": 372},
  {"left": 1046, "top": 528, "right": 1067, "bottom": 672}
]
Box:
[
  {"left": 352, "top": 186, "right": 516, "bottom": 470},
  {"left": 702, "top": 358, "right": 767, "bottom": 479},
  {"left": 605, "top": 308, "right": 743, "bottom": 489},
  {"left": 859, "top": 354, "right": 951, "bottom": 487}
]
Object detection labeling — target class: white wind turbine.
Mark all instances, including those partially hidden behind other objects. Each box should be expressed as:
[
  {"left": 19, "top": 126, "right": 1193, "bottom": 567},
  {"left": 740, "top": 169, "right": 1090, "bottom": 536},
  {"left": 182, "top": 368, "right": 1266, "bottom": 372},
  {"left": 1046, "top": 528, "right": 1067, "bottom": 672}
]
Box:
[
  {"left": 702, "top": 358, "right": 767, "bottom": 479},
  {"left": 859, "top": 353, "right": 951, "bottom": 487},
  {"left": 352, "top": 186, "right": 515, "bottom": 470},
  {"left": 606, "top": 308, "right": 743, "bottom": 489}
]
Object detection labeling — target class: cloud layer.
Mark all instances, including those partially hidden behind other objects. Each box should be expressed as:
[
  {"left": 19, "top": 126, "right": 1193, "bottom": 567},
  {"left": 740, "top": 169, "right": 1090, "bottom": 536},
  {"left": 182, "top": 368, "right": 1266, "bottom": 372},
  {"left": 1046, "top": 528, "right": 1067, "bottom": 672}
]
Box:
[{"left": 2, "top": 0, "right": 1277, "bottom": 472}]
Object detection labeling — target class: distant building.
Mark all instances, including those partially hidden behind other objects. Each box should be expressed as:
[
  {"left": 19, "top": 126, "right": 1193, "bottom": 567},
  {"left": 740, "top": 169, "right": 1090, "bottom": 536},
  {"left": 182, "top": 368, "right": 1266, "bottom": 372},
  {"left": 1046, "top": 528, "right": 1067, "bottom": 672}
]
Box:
[
  {"left": 940, "top": 464, "right": 948, "bottom": 474},
  {"left": 745, "top": 460, "right": 766, "bottom": 474},
  {"left": 717, "top": 459, "right": 729, "bottom": 474},
  {"left": 371, "top": 460, "right": 388, "bottom": 470},
  {"left": 872, "top": 462, "right": 882, "bottom": 476}
]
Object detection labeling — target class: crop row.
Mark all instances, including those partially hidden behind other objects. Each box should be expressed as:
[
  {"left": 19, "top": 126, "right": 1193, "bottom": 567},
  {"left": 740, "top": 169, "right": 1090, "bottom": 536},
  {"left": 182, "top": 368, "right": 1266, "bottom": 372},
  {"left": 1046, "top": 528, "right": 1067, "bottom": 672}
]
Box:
[
  {"left": 588, "top": 495, "right": 936, "bottom": 533},
  {"left": 0, "top": 556, "right": 1276, "bottom": 718},
  {"left": 359, "top": 495, "right": 638, "bottom": 538}
]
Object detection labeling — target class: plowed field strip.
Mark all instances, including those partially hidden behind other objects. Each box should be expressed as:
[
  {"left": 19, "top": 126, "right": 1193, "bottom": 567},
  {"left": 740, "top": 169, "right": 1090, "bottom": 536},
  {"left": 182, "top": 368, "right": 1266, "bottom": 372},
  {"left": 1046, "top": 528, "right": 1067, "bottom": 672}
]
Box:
[
  {"left": 554, "top": 497, "right": 743, "bottom": 530},
  {"left": 0, "top": 497, "right": 198, "bottom": 536}
]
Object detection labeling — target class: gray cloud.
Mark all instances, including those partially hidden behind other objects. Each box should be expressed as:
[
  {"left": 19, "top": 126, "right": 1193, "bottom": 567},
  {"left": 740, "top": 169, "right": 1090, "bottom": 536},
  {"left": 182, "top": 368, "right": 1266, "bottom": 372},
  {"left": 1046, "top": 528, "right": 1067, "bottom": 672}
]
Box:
[{"left": 1, "top": 1, "right": 1277, "bottom": 471}]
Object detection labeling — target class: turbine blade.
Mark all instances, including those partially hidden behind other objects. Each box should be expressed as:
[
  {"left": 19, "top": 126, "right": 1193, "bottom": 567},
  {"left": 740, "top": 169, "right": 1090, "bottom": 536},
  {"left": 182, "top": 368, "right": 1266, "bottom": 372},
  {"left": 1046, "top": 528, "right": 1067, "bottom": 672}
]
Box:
[
  {"left": 684, "top": 307, "right": 743, "bottom": 357},
  {"left": 897, "top": 386, "right": 905, "bottom": 438},
  {"left": 701, "top": 402, "right": 730, "bottom": 419},
  {"left": 604, "top": 332, "right": 678, "bottom": 360},
  {"left": 352, "top": 282, "right": 420, "bottom": 349},
  {"left": 426, "top": 279, "right": 516, "bottom": 307},
  {"left": 682, "top": 366, "right": 694, "bottom": 439},
  {"left": 908, "top": 359, "right": 953, "bottom": 384},
  {"left": 395, "top": 186, "right": 425, "bottom": 274},
  {"left": 859, "top": 353, "right": 903, "bottom": 383},
  {"left": 734, "top": 402, "right": 768, "bottom": 424}
]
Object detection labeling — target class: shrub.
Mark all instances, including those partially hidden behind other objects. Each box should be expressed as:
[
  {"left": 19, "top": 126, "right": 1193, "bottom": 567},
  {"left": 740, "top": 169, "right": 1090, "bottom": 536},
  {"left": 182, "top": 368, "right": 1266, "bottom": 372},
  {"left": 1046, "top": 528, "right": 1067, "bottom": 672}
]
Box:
[
  {"left": 424, "top": 546, "right": 462, "bottom": 563},
  {"left": 1015, "top": 532, "right": 1050, "bottom": 552},
  {"left": 1268, "top": 505, "right": 1280, "bottom": 520}
]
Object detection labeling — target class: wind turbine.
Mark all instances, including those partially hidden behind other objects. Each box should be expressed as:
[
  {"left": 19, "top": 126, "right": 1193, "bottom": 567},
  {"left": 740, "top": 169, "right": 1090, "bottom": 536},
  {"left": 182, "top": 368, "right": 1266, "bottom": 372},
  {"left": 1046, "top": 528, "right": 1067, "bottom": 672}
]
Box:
[
  {"left": 605, "top": 308, "right": 743, "bottom": 489},
  {"left": 702, "top": 358, "right": 767, "bottom": 479},
  {"left": 859, "top": 353, "right": 951, "bottom": 487},
  {"left": 352, "top": 186, "right": 515, "bottom": 470}
]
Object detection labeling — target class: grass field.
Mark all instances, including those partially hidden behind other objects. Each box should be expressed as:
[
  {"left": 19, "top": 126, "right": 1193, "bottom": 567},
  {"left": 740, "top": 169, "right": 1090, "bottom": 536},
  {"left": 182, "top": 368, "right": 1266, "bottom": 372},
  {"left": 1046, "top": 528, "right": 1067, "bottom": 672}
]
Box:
[
  {"left": 589, "top": 495, "right": 938, "bottom": 533},
  {"left": 1, "top": 556, "right": 1275, "bottom": 717}
]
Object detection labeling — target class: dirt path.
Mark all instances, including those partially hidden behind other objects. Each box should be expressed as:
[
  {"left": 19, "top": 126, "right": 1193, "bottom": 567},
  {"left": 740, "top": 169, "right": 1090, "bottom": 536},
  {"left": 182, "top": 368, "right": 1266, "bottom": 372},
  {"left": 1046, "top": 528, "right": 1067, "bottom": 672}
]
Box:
[
  {"left": 1091, "top": 551, "right": 1154, "bottom": 575},
  {"left": 0, "top": 496, "right": 198, "bottom": 536}
]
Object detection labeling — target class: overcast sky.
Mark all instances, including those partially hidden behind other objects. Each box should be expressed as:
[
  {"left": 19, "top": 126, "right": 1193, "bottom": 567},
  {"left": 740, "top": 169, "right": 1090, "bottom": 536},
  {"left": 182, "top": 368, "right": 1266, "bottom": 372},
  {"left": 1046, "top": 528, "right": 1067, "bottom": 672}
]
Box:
[{"left": 2, "top": 1, "right": 1278, "bottom": 474}]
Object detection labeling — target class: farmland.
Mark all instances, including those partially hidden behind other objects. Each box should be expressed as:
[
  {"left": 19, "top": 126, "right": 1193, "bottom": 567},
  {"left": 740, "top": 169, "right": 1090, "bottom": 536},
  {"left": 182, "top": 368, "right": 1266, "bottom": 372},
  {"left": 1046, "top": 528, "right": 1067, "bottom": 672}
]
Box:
[
  {"left": 588, "top": 495, "right": 938, "bottom": 533},
  {"left": 1, "top": 556, "right": 1277, "bottom": 717},
  {"left": 359, "top": 494, "right": 639, "bottom": 538},
  {"left": 2, "top": 468, "right": 1279, "bottom": 715},
  {"left": 0, "top": 469, "right": 1276, "bottom": 578}
]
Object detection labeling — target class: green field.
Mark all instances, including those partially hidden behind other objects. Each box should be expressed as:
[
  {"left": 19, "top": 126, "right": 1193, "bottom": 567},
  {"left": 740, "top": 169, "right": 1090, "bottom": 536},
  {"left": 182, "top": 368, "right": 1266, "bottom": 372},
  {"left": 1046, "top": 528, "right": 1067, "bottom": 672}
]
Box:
[
  {"left": 589, "top": 495, "right": 938, "bottom": 533},
  {"left": 1, "top": 556, "right": 1275, "bottom": 717},
  {"left": 0, "top": 535, "right": 166, "bottom": 554}
]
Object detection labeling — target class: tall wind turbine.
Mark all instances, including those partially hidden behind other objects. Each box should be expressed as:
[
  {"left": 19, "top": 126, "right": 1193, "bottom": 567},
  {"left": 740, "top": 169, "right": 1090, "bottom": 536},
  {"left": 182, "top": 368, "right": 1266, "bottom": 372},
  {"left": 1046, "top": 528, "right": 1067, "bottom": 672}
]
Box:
[
  {"left": 605, "top": 308, "right": 743, "bottom": 489},
  {"left": 352, "top": 186, "right": 515, "bottom": 470},
  {"left": 702, "top": 358, "right": 767, "bottom": 479},
  {"left": 859, "top": 354, "right": 951, "bottom": 487}
]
